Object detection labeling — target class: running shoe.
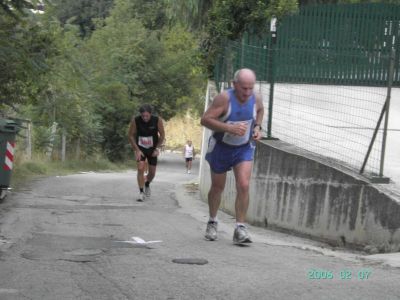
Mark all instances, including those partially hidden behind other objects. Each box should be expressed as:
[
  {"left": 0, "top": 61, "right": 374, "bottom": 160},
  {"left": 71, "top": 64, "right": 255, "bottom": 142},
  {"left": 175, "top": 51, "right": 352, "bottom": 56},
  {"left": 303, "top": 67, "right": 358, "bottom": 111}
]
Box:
[
  {"left": 233, "top": 225, "right": 252, "bottom": 244},
  {"left": 144, "top": 185, "right": 151, "bottom": 197},
  {"left": 137, "top": 192, "right": 145, "bottom": 202},
  {"left": 205, "top": 221, "right": 218, "bottom": 241}
]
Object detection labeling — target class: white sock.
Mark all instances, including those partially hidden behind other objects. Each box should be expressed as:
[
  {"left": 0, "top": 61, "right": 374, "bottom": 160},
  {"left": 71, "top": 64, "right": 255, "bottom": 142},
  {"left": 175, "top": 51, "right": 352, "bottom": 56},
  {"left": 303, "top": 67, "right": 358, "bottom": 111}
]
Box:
[
  {"left": 236, "top": 222, "right": 245, "bottom": 228},
  {"left": 209, "top": 217, "right": 218, "bottom": 223}
]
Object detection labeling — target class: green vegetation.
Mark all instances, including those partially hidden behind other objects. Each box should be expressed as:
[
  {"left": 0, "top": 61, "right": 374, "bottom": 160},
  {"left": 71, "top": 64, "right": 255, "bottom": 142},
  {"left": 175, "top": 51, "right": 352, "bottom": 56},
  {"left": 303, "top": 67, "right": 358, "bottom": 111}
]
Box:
[
  {"left": 11, "top": 113, "right": 200, "bottom": 189},
  {"left": 204, "top": 0, "right": 298, "bottom": 73},
  {"left": 12, "top": 155, "right": 133, "bottom": 189},
  {"left": 3, "top": 0, "right": 386, "bottom": 178},
  {"left": 164, "top": 114, "right": 203, "bottom": 151}
]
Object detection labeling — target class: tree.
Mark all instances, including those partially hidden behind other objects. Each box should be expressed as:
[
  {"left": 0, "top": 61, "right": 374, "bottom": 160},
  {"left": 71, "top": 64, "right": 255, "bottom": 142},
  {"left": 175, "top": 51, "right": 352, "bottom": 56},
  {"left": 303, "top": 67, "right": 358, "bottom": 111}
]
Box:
[
  {"left": 160, "top": 25, "right": 206, "bottom": 116},
  {"left": 119, "top": 0, "right": 168, "bottom": 31},
  {"left": 50, "top": 0, "right": 114, "bottom": 38},
  {"left": 163, "top": 0, "right": 212, "bottom": 30},
  {"left": 82, "top": 1, "right": 156, "bottom": 160},
  {"left": 81, "top": 0, "right": 205, "bottom": 160},
  {"left": 203, "top": 0, "right": 298, "bottom": 75},
  {"left": 23, "top": 17, "right": 103, "bottom": 158},
  {"left": 0, "top": 8, "right": 56, "bottom": 113},
  {"left": 0, "top": 0, "right": 35, "bottom": 17},
  {"left": 5, "top": 0, "right": 208, "bottom": 160}
]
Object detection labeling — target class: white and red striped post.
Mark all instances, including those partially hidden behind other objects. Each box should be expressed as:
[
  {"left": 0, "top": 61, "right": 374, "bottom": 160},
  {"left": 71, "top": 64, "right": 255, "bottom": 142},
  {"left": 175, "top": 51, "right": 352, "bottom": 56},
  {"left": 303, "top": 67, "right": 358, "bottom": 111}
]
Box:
[{"left": 3, "top": 141, "right": 15, "bottom": 171}]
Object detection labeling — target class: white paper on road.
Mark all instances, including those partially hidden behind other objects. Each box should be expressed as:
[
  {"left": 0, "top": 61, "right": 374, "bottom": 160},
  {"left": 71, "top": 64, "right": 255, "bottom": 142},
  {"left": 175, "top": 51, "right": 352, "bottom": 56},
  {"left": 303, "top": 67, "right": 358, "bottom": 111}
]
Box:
[{"left": 114, "top": 236, "right": 162, "bottom": 248}]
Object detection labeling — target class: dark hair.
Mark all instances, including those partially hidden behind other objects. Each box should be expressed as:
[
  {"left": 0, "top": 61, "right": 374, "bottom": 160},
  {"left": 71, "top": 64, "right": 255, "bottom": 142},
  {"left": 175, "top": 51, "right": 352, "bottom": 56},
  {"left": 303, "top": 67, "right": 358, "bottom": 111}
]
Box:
[{"left": 139, "top": 104, "right": 153, "bottom": 114}]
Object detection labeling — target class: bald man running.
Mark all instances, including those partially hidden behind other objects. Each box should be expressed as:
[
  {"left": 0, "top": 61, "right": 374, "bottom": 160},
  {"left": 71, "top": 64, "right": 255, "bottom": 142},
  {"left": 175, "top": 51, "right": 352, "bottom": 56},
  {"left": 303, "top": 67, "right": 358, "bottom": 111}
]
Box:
[{"left": 201, "top": 68, "right": 264, "bottom": 244}]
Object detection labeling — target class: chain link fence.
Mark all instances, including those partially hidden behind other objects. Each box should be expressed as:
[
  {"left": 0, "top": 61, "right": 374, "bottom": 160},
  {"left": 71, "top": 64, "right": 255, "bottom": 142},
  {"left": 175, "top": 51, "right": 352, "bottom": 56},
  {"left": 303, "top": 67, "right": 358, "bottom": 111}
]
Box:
[{"left": 214, "top": 38, "right": 396, "bottom": 181}]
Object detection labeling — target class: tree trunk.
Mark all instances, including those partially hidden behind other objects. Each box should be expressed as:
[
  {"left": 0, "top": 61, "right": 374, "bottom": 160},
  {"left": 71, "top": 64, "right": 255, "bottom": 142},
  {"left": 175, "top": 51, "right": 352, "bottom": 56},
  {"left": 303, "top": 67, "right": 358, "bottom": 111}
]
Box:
[
  {"left": 61, "top": 130, "right": 66, "bottom": 162},
  {"left": 26, "top": 122, "right": 32, "bottom": 160},
  {"left": 76, "top": 138, "right": 81, "bottom": 160},
  {"left": 46, "top": 122, "right": 58, "bottom": 160}
]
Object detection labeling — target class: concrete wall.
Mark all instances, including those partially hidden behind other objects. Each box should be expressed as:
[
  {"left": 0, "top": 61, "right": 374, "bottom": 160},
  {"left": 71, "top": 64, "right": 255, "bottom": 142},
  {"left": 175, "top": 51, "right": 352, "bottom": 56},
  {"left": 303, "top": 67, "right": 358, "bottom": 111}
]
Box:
[{"left": 199, "top": 82, "right": 400, "bottom": 253}]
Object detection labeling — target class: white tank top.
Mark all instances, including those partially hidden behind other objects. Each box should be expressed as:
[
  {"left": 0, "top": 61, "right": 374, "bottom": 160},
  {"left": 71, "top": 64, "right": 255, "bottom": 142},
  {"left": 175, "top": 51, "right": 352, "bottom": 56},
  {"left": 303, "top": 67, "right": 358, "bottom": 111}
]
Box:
[{"left": 185, "top": 145, "right": 194, "bottom": 158}]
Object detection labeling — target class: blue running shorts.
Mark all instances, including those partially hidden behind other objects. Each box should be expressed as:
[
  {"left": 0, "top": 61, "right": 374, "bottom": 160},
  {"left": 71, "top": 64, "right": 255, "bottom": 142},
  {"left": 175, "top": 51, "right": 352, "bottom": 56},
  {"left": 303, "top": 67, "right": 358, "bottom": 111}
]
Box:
[{"left": 205, "top": 137, "right": 256, "bottom": 174}]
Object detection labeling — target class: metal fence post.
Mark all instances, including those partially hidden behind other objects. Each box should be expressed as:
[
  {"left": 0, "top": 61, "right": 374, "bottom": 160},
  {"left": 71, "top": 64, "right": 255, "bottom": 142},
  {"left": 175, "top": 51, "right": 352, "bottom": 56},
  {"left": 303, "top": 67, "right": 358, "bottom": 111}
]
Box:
[
  {"left": 266, "top": 17, "right": 279, "bottom": 140},
  {"left": 379, "top": 48, "right": 395, "bottom": 178},
  {"left": 360, "top": 49, "right": 394, "bottom": 183}
]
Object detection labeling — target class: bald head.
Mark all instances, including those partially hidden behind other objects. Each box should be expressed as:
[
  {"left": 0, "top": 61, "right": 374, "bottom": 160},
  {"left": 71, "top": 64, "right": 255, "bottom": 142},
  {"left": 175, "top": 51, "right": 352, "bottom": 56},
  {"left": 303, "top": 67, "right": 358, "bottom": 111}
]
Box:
[
  {"left": 232, "top": 68, "right": 256, "bottom": 102},
  {"left": 233, "top": 68, "right": 256, "bottom": 84}
]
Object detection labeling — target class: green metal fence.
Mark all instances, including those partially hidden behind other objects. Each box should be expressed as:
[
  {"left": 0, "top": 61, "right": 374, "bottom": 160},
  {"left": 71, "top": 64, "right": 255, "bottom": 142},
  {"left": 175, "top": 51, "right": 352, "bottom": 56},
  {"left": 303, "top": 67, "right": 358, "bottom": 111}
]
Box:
[
  {"left": 215, "top": 3, "right": 400, "bottom": 88},
  {"left": 276, "top": 4, "right": 400, "bottom": 86},
  {"left": 213, "top": 3, "right": 400, "bottom": 181}
]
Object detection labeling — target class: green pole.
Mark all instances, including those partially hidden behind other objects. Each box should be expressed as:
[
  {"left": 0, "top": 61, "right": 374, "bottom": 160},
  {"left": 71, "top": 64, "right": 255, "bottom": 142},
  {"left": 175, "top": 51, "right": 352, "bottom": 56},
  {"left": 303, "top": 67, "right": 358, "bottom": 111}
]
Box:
[{"left": 266, "top": 17, "right": 279, "bottom": 140}]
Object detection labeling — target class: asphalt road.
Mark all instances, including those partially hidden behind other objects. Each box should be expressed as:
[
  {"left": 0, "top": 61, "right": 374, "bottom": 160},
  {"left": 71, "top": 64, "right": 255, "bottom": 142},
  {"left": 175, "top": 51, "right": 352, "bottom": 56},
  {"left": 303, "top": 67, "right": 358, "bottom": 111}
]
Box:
[{"left": 0, "top": 152, "right": 400, "bottom": 300}]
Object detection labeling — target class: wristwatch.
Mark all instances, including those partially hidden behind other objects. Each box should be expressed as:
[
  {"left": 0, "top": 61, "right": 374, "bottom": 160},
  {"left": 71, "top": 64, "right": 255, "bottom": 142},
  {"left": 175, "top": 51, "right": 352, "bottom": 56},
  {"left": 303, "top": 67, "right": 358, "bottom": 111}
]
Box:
[{"left": 254, "top": 124, "right": 262, "bottom": 130}]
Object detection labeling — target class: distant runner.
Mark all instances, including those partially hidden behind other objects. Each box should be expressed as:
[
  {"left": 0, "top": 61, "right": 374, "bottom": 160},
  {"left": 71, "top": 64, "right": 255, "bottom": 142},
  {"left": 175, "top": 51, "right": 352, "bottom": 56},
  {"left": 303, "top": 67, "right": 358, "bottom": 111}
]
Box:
[
  {"left": 183, "top": 140, "right": 195, "bottom": 174},
  {"left": 128, "top": 104, "right": 165, "bottom": 201}
]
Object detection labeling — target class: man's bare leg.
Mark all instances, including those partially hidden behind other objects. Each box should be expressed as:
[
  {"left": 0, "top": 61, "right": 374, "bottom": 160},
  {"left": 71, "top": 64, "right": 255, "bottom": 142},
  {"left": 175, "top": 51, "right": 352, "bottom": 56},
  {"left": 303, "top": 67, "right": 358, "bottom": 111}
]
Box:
[
  {"left": 136, "top": 160, "right": 146, "bottom": 189},
  {"left": 146, "top": 165, "right": 156, "bottom": 183},
  {"left": 205, "top": 171, "right": 226, "bottom": 241},
  {"left": 208, "top": 171, "right": 227, "bottom": 218},
  {"left": 233, "top": 161, "right": 252, "bottom": 222},
  {"left": 232, "top": 161, "right": 253, "bottom": 243}
]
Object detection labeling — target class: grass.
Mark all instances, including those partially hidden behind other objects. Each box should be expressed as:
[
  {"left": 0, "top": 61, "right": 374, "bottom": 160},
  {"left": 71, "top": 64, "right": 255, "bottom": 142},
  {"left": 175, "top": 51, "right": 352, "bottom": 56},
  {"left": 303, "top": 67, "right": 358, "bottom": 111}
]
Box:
[
  {"left": 10, "top": 113, "right": 203, "bottom": 189},
  {"left": 11, "top": 156, "right": 133, "bottom": 189}
]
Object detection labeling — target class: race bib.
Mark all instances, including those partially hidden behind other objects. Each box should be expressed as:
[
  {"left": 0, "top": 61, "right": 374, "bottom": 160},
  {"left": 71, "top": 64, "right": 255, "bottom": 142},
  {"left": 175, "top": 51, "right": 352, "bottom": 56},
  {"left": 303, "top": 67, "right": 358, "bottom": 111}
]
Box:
[
  {"left": 222, "top": 119, "right": 252, "bottom": 146},
  {"left": 138, "top": 136, "right": 154, "bottom": 149}
]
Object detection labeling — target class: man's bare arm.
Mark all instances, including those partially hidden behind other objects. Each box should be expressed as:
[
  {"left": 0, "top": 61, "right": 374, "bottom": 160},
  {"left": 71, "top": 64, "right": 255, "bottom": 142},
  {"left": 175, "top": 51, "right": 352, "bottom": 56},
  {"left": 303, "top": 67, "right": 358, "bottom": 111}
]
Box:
[
  {"left": 200, "top": 92, "right": 228, "bottom": 131},
  {"left": 157, "top": 117, "right": 165, "bottom": 148},
  {"left": 128, "top": 118, "right": 140, "bottom": 152},
  {"left": 252, "top": 93, "right": 264, "bottom": 140},
  {"left": 201, "top": 92, "right": 248, "bottom": 136},
  {"left": 255, "top": 93, "right": 264, "bottom": 126}
]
